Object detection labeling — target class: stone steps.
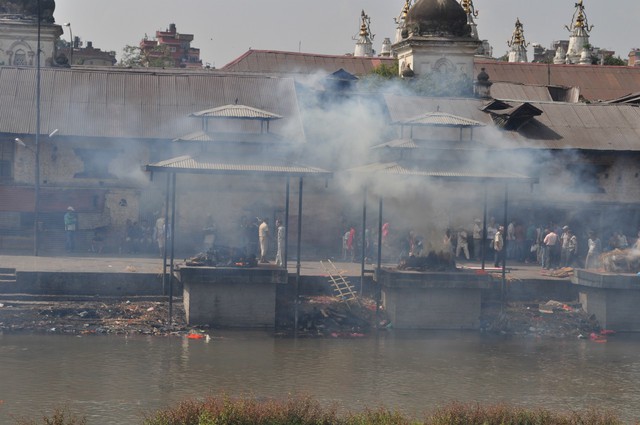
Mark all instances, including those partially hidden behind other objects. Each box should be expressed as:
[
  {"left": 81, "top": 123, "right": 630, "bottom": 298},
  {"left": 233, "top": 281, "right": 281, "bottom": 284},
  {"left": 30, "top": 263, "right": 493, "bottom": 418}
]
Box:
[{"left": 0, "top": 268, "right": 17, "bottom": 284}]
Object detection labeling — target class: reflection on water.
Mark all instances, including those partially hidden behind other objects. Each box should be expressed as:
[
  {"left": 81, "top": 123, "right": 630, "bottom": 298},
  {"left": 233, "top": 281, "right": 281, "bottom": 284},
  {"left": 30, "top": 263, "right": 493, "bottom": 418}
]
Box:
[{"left": 1, "top": 331, "right": 640, "bottom": 424}]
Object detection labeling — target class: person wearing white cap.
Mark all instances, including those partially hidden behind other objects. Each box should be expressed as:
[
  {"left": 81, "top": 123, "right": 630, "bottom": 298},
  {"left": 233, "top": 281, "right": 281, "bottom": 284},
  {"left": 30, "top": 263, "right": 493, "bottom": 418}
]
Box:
[{"left": 64, "top": 206, "right": 78, "bottom": 252}]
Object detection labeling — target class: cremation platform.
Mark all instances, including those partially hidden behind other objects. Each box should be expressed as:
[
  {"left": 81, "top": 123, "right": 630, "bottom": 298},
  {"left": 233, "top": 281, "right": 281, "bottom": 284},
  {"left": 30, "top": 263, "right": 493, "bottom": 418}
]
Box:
[
  {"left": 178, "top": 266, "right": 288, "bottom": 328},
  {"left": 376, "top": 268, "right": 492, "bottom": 330},
  {"left": 573, "top": 269, "right": 640, "bottom": 331}
]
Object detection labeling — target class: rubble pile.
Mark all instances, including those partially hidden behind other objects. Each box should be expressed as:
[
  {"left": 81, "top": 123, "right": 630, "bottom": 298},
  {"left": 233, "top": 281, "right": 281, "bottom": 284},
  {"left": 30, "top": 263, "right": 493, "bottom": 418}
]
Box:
[
  {"left": 481, "top": 300, "right": 601, "bottom": 338},
  {"left": 0, "top": 300, "right": 187, "bottom": 335},
  {"left": 292, "top": 296, "right": 380, "bottom": 337},
  {"left": 397, "top": 251, "right": 457, "bottom": 272}
]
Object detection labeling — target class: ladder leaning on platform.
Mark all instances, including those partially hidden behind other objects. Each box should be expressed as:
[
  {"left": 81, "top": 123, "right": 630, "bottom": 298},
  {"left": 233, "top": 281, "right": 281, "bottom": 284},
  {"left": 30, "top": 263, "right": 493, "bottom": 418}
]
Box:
[{"left": 320, "top": 259, "right": 359, "bottom": 306}]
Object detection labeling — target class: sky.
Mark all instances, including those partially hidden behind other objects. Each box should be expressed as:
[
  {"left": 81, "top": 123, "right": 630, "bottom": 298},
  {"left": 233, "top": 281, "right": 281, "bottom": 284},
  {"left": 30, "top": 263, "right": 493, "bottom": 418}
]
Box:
[{"left": 53, "top": 0, "right": 640, "bottom": 67}]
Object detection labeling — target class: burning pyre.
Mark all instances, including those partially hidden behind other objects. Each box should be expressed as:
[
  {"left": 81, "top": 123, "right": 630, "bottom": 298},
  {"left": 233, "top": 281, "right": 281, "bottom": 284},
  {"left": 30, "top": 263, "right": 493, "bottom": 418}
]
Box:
[
  {"left": 397, "top": 251, "right": 457, "bottom": 272},
  {"left": 185, "top": 247, "right": 258, "bottom": 268}
]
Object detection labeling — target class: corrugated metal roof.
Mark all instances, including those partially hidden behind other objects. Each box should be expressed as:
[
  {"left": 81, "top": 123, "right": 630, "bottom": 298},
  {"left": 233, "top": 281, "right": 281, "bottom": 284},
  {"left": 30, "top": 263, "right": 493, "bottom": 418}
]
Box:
[
  {"left": 476, "top": 60, "right": 640, "bottom": 102},
  {"left": 348, "top": 161, "right": 537, "bottom": 183},
  {"left": 189, "top": 104, "right": 282, "bottom": 120},
  {"left": 0, "top": 67, "right": 304, "bottom": 142},
  {"left": 221, "top": 49, "right": 396, "bottom": 76},
  {"left": 490, "top": 82, "right": 554, "bottom": 102},
  {"left": 219, "top": 50, "right": 640, "bottom": 102},
  {"left": 397, "top": 111, "right": 485, "bottom": 127},
  {"left": 372, "top": 138, "right": 419, "bottom": 149},
  {"left": 172, "top": 131, "right": 286, "bottom": 144},
  {"left": 383, "top": 94, "right": 640, "bottom": 151},
  {"left": 146, "top": 155, "right": 332, "bottom": 177}
]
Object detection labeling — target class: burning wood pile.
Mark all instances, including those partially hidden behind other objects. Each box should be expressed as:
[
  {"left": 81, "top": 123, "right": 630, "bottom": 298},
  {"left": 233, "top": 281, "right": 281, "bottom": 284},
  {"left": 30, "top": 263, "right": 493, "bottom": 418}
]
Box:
[
  {"left": 397, "top": 251, "right": 457, "bottom": 272},
  {"left": 600, "top": 248, "right": 640, "bottom": 273},
  {"left": 185, "top": 247, "right": 258, "bottom": 268}
]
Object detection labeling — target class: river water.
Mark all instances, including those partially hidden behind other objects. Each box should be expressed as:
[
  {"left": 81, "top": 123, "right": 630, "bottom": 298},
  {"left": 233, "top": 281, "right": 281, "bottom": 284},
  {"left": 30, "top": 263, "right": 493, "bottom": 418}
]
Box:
[{"left": 1, "top": 330, "right": 640, "bottom": 424}]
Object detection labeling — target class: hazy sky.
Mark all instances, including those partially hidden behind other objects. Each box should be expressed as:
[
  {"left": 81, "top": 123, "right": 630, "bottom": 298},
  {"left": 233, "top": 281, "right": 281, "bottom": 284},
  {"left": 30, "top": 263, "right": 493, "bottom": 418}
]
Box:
[{"left": 53, "top": 0, "right": 639, "bottom": 67}]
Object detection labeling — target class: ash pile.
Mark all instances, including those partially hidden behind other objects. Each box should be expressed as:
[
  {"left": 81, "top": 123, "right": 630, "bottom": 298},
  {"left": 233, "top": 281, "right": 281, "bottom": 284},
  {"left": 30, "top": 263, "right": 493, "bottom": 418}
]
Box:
[
  {"left": 397, "top": 251, "right": 457, "bottom": 272},
  {"left": 185, "top": 247, "right": 258, "bottom": 268}
]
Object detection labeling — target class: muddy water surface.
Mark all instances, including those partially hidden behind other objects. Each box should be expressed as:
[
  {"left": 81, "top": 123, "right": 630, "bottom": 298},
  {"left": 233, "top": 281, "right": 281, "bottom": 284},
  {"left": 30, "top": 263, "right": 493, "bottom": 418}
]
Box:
[{"left": 1, "top": 331, "right": 640, "bottom": 424}]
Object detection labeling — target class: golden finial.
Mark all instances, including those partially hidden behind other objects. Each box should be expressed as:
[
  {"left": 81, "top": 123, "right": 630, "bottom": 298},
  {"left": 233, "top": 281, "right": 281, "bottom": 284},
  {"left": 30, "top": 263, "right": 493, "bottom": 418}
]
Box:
[
  {"left": 360, "top": 15, "right": 369, "bottom": 37},
  {"left": 355, "top": 10, "right": 374, "bottom": 41},
  {"left": 460, "top": 0, "right": 479, "bottom": 18},
  {"left": 566, "top": 0, "right": 593, "bottom": 33}
]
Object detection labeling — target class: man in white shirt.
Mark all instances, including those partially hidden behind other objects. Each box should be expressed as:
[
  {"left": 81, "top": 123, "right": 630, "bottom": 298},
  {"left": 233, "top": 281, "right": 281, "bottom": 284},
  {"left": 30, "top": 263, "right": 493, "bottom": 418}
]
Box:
[
  {"left": 543, "top": 228, "right": 558, "bottom": 269},
  {"left": 258, "top": 218, "right": 270, "bottom": 263}
]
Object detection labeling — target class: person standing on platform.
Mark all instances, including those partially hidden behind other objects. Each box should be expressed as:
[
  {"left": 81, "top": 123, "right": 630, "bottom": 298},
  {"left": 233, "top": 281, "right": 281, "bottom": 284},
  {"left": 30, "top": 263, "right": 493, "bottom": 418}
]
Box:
[
  {"left": 258, "top": 218, "right": 270, "bottom": 263},
  {"left": 64, "top": 206, "right": 77, "bottom": 252},
  {"left": 275, "top": 219, "right": 285, "bottom": 267},
  {"left": 493, "top": 225, "right": 505, "bottom": 268}
]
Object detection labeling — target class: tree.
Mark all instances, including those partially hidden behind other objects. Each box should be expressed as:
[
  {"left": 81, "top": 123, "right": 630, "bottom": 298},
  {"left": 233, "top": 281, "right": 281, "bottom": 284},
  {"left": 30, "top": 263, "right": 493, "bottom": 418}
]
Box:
[
  {"left": 603, "top": 55, "right": 627, "bottom": 66},
  {"left": 118, "top": 44, "right": 174, "bottom": 68},
  {"left": 370, "top": 61, "right": 399, "bottom": 78}
]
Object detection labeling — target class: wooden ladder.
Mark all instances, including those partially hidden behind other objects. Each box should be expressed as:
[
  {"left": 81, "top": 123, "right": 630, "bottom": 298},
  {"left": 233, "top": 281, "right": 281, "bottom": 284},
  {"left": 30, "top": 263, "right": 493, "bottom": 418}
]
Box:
[{"left": 320, "top": 260, "right": 359, "bottom": 305}]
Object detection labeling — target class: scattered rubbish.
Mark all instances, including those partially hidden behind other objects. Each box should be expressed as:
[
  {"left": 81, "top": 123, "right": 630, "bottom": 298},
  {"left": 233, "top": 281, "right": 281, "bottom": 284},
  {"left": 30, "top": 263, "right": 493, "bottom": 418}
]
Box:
[
  {"left": 125, "top": 265, "right": 138, "bottom": 272},
  {"left": 146, "top": 307, "right": 155, "bottom": 312},
  {"left": 0, "top": 303, "right": 4, "bottom": 308},
  {"left": 78, "top": 311, "right": 89, "bottom": 318},
  {"left": 590, "top": 332, "right": 608, "bottom": 343}
]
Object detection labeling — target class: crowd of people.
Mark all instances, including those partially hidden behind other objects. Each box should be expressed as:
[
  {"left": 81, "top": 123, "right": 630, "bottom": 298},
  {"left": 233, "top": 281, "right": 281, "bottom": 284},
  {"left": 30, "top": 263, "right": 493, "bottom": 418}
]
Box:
[{"left": 339, "top": 216, "right": 640, "bottom": 271}]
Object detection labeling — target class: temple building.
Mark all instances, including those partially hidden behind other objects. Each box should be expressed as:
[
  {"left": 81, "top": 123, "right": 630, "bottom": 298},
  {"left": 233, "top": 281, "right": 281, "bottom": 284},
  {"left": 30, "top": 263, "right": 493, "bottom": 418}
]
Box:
[
  {"left": 0, "top": 6, "right": 62, "bottom": 67},
  {"left": 392, "top": 0, "right": 481, "bottom": 79},
  {"left": 550, "top": 0, "right": 594, "bottom": 65}
]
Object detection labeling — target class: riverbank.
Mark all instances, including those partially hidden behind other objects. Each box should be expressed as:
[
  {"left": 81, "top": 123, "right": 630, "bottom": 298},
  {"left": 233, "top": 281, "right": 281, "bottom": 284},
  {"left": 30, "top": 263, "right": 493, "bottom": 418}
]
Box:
[
  {"left": 0, "top": 296, "right": 600, "bottom": 338},
  {"left": 14, "top": 396, "right": 627, "bottom": 425},
  {"left": 0, "top": 254, "right": 602, "bottom": 338}
]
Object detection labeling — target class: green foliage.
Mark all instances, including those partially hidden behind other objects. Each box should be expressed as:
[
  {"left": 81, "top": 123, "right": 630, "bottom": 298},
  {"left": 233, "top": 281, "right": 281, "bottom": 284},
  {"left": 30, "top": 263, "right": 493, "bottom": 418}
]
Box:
[
  {"left": 427, "top": 402, "right": 624, "bottom": 425},
  {"left": 14, "top": 407, "right": 87, "bottom": 425},
  {"left": 358, "top": 62, "right": 401, "bottom": 93},
  {"left": 118, "top": 44, "right": 175, "bottom": 68},
  {"left": 13, "top": 399, "right": 626, "bottom": 425},
  {"left": 602, "top": 55, "right": 627, "bottom": 66},
  {"left": 143, "top": 396, "right": 625, "bottom": 425},
  {"left": 370, "top": 62, "right": 399, "bottom": 79}
]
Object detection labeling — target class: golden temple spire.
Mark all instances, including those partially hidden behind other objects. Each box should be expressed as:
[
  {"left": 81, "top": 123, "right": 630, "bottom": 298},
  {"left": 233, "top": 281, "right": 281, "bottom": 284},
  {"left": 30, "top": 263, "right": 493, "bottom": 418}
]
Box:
[
  {"left": 395, "top": 0, "right": 412, "bottom": 25},
  {"left": 508, "top": 18, "right": 528, "bottom": 48}
]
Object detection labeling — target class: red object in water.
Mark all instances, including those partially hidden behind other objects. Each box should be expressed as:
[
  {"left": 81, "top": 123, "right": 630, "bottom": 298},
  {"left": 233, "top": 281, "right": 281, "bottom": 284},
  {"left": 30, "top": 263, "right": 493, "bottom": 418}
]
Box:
[
  {"left": 600, "top": 329, "right": 616, "bottom": 335},
  {"left": 187, "top": 333, "right": 205, "bottom": 340}
]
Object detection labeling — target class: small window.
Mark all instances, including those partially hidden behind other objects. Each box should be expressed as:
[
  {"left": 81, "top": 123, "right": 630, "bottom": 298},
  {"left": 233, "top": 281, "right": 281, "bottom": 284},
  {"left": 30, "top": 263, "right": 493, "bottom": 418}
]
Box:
[{"left": 14, "top": 49, "right": 27, "bottom": 66}]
